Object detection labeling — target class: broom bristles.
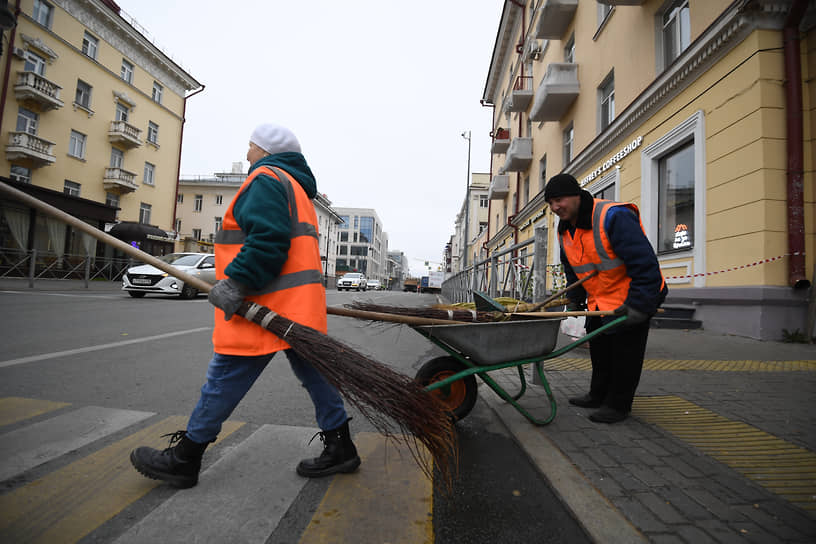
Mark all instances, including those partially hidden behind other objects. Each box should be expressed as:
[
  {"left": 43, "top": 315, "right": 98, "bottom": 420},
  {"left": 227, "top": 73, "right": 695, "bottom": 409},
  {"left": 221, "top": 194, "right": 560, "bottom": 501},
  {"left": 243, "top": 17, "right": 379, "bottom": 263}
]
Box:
[
  {"left": 238, "top": 301, "right": 458, "bottom": 485},
  {"left": 347, "top": 301, "right": 500, "bottom": 322}
]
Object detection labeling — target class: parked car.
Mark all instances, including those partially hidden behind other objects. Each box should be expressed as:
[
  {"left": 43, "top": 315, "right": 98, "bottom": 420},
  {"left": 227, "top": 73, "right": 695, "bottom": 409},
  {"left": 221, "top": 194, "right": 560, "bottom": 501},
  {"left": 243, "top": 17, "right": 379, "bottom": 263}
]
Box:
[
  {"left": 123, "top": 252, "right": 216, "bottom": 299},
  {"left": 366, "top": 279, "right": 382, "bottom": 291},
  {"left": 337, "top": 272, "right": 367, "bottom": 291}
]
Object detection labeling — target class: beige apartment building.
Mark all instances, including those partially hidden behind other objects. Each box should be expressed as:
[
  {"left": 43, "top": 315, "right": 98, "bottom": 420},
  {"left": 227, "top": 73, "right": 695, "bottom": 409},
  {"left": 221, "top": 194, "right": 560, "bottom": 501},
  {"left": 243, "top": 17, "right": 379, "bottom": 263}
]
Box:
[
  {"left": 451, "top": 172, "right": 490, "bottom": 275},
  {"left": 481, "top": 0, "right": 814, "bottom": 339},
  {"left": 0, "top": 0, "right": 201, "bottom": 264}
]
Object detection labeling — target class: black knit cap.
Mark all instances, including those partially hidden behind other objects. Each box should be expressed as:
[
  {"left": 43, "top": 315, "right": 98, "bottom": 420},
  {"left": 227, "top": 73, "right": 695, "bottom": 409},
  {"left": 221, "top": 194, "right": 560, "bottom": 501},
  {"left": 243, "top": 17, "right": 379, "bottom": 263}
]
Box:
[{"left": 544, "top": 173, "right": 582, "bottom": 201}]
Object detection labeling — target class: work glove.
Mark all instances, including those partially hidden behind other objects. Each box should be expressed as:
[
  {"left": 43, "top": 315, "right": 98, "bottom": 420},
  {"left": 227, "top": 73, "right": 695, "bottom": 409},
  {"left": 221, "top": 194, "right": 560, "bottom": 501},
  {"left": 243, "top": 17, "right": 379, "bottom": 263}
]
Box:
[
  {"left": 613, "top": 304, "right": 649, "bottom": 326},
  {"left": 566, "top": 300, "right": 587, "bottom": 312},
  {"left": 208, "top": 277, "right": 247, "bottom": 321}
]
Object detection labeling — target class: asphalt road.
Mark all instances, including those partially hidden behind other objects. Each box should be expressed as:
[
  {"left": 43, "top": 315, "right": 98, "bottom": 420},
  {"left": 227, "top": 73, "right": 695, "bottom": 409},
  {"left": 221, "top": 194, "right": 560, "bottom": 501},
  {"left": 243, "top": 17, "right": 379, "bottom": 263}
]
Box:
[{"left": 0, "top": 284, "right": 588, "bottom": 543}]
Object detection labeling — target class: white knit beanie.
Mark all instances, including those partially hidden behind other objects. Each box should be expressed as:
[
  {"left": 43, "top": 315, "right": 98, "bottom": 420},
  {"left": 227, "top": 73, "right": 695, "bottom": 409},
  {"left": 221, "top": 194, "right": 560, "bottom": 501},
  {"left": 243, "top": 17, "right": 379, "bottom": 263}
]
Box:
[{"left": 249, "top": 123, "right": 301, "bottom": 155}]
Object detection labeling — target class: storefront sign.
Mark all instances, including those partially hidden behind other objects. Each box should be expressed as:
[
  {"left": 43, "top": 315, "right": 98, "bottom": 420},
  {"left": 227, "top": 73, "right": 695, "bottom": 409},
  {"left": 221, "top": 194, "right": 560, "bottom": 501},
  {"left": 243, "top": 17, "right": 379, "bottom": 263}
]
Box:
[
  {"left": 580, "top": 136, "right": 643, "bottom": 186},
  {"left": 520, "top": 208, "right": 547, "bottom": 230}
]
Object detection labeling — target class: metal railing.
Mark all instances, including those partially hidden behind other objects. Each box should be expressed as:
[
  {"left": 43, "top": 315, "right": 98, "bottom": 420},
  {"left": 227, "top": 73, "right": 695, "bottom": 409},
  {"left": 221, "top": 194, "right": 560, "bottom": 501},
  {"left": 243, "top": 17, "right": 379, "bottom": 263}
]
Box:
[{"left": 0, "top": 247, "right": 133, "bottom": 286}]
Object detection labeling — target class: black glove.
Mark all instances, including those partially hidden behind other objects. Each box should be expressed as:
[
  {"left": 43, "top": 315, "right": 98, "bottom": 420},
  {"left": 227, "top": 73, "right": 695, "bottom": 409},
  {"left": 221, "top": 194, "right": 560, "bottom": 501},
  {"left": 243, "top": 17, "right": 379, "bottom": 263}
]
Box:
[
  {"left": 566, "top": 300, "right": 587, "bottom": 312},
  {"left": 613, "top": 304, "right": 649, "bottom": 325},
  {"left": 208, "top": 277, "right": 247, "bottom": 320}
]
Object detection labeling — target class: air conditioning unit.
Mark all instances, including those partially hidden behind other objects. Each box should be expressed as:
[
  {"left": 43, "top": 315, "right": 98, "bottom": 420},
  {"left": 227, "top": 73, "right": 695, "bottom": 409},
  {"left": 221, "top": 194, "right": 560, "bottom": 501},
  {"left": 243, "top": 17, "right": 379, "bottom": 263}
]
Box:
[
  {"left": 12, "top": 47, "right": 26, "bottom": 59},
  {"left": 524, "top": 39, "right": 543, "bottom": 62}
]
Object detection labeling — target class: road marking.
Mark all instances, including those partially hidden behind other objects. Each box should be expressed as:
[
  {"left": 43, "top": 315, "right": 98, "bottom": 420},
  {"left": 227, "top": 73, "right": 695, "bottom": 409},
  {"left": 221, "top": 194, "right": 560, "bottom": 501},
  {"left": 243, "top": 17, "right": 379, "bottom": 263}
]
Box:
[
  {"left": 114, "top": 424, "right": 318, "bottom": 544},
  {"left": 0, "top": 327, "right": 211, "bottom": 368},
  {"left": 540, "top": 358, "right": 816, "bottom": 372},
  {"left": 0, "top": 397, "right": 70, "bottom": 427},
  {"left": 0, "top": 290, "right": 122, "bottom": 299},
  {"left": 0, "top": 415, "right": 244, "bottom": 544},
  {"left": 299, "top": 432, "right": 434, "bottom": 544},
  {"left": 0, "top": 405, "right": 154, "bottom": 481}
]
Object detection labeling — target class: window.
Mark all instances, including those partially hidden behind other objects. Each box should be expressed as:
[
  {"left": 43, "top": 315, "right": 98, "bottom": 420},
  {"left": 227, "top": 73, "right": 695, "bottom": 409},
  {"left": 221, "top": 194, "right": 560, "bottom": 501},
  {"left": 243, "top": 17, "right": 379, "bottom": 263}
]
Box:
[
  {"left": 75, "top": 80, "right": 92, "bottom": 109},
  {"left": 10, "top": 165, "right": 31, "bottom": 183},
  {"left": 24, "top": 51, "right": 46, "bottom": 75},
  {"left": 177, "top": 193, "right": 184, "bottom": 204},
  {"left": 147, "top": 121, "right": 159, "bottom": 145},
  {"left": 479, "top": 222, "right": 488, "bottom": 234},
  {"left": 562, "top": 123, "right": 574, "bottom": 166},
  {"left": 662, "top": 0, "right": 690, "bottom": 69},
  {"left": 16, "top": 108, "right": 38, "bottom": 134},
  {"left": 522, "top": 176, "right": 530, "bottom": 206},
  {"left": 339, "top": 231, "right": 348, "bottom": 242},
  {"left": 115, "top": 103, "right": 129, "bottom": 123},
  {"left": 657, "top": 142, "right": 694, "bottom": 253},
  {"left": 68, "top": 130, "right": 86, "bottom": 159},
  {"left": 539, "top": 155, "right": 547, "bottom": 191},
  {"left": 599, "top": 73, "right": 615, "bottom": 132},
  {"left": 598, "top": 3, "right": 613, "bottom": 27},
  {"left": 194, "top": 195, "right": 203, "bottom": 212},
  {"left": 479, "top": 195, "right": 488, "bottom": 208},
  {"left": 152, "top": 82, "right": 163, "bottom": 104},
  {"left": 105, "top": 192, "right": 119, "bottom": 209},
  {"left": 64, "top": 180, "right": 81, "bottom": 197},
  {"left": 32, "top": 0, "right": 53, "bottom": 28},
  {"left": 215, "top": 194, "right": 223, "bottom": 205},
  {"left": 175, "top": 218, "right": 181, "bottom": 232},
  {"left": 139, "top": 203, "right": 152, "bottom": 224},
  {"left": 82, "top": 32, "right": 98, "bottom": 59},
  {"left": 110, "top": 147, "right": 124, "bottom": 168},
  {"left": 120, "top": 59, "right": 134, "bottom": 83},
  {"left": 214, "top": 217, "right": 222, "bottom": 232},
  {"left": 143, "top": 162, "right": 155, "bottom": 185},
  {"left": 564, "top": 34, "right": 575, "bottom": 63},
  {"left": 192, "top": 228, "right": 201, "bottom": 241}
]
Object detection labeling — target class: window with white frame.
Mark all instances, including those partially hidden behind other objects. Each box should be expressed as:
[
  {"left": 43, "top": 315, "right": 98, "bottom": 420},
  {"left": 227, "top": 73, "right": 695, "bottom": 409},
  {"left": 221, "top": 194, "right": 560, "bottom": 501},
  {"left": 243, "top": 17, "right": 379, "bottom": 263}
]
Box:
[
  {"left": 68, "top": 130, "right": 86, "bottom": 159},
  {"left": 152, "top": 82, "right": 163, "bottom": 104},
  {"left": 143, "top": 162, "right": 155, "bottom": 185},
  {"left": 215, "top": 194, "right": 223, "bottom": 205},
  {"left": 562, "top": 123, "right": 574, "bottom": 166},
  {"left": 32, "top": 0, "right": 53, "bottom": 28},
  {"left": 16, "top": 108, "right": 38, "bottom": 134},
  {"left": 657, "top": 142, "right": 694, "bottom": 253},
  {"left": 599, "top": 73, "right": 615, "bottom": 132},
  {"left": 192, "top": 228, "right": 201, "bottom": 241},
  {"left": 522, "top": 176, "right": 530, "bottom": 206},
  {"left": 105, "top": 192, "right": 119, "bottom": 209},
  {"left": 75, "top": 80, "right": 92, "bottom": 109},
  {"left": 110, "top": 147, "right": 124, "bottom": 168},
  {"left": 539, "top": 155, "right": 547, "bottom": 191},
  {"left": 82, "top": 32, "right": 98, "bottom": 59},
  {"left": 147, "top": 121, "right": 159, "bottom": 145},
  {"left": 139, "top": 203, "right": 152, "bottom": 224},
  {"left": 24, "top": 51, "right": 46, "bottom": 75},
  {"left": 64, "top": 180, "right": 81, "bottom": 197},
  {"left": 194, "top": 194, "right": 203, "bottom": 212},
  {"left": 661, "top": 0, "right": 690, "bottom": 70},
  {"left": 10, "top": 165, "right": 31, "bottom": 184},
  {"left": 214, "top": 217, "right": 223, "bottom": 232},
  {"left": 479, "top": 195, "right": 488, "bottom": 208},
  {"left": 564, "top": 34, "right": 575, "bottom": 63},
  {"left": 115, "top": 102, "right": 129, "bottom": 123},
  {"left": 177, "top": 193, "right": 184, "bottom": 204},
  {"left": 175, "top": 218, "right": 181, "bottom": 232},
  {"left": 120, "top": 59, "right": 134, "bottom": 83}
]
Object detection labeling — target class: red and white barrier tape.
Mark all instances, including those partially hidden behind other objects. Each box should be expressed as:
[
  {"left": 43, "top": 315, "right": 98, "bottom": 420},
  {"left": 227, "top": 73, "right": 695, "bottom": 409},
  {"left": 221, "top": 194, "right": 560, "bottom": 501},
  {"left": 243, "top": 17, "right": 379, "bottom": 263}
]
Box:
[{"left": 664, "top": 252, "right": 805, "bottom": 280}]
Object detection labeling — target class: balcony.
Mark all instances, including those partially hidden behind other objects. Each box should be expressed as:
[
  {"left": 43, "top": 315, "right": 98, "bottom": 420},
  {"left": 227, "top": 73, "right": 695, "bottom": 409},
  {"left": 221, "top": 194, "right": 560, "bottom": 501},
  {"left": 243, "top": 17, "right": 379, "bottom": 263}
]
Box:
[
  {"left": 503, "top": 76, "right": 534, "bottom": 113},
  {"left": 14, "top": 71, "right": 64, "bottom": 111},
  {"left": 491, "top": 128, "right": 510, "bottom": 154},
  {"left": 534, "top": 0, "right": 578, "bottom": 39},
  {"left": 502, "top": 137, "right": 533, "bottom": 172},
  {"left": 103, "top": 167, "right": 139, "bottom": 194},
  {"left": 5, "top": 132, "right": 56, "bottom": 166},
  {"left": 529, "top": 63, "right": 580, "bottom": 122},
  {"left": 108, "top": 120, "right": 142, "bottom": 149},
  {"left": 489, "top": 174, "right": 509, "bottom": 200},
  {"left": 597, "top": 0, "right": 645, "bottom": 5}
]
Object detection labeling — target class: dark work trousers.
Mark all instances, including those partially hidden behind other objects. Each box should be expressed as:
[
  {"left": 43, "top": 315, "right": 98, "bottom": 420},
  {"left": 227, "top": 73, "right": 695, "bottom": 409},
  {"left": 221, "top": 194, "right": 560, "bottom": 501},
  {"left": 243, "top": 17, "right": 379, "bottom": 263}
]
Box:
[{"left": 585, "top": 316, "right": 651, "bottom": 412}]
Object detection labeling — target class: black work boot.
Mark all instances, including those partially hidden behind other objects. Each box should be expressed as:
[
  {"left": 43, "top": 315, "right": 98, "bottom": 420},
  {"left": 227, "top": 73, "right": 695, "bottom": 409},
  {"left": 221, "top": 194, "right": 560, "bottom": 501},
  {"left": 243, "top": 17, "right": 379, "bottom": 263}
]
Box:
[
  {"left": 297, "top": 419, "right": 361, "bottom": 478},
  {"left": 130, "top": 430, "right": 209, "bottom": 489}
]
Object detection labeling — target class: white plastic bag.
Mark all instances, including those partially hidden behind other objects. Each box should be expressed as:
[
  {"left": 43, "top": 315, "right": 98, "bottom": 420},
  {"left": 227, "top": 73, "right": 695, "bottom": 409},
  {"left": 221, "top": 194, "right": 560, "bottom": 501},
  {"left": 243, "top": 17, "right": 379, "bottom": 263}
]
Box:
[{"left": 560, "top": 316, "right": 586, "bottom": 339}]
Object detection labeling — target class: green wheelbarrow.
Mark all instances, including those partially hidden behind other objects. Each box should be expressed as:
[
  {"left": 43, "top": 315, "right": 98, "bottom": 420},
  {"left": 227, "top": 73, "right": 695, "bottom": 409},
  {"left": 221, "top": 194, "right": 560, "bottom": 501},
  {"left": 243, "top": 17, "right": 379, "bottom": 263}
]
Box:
[{"left": 412, "top": 315, "right": 627, "bottom": 425}]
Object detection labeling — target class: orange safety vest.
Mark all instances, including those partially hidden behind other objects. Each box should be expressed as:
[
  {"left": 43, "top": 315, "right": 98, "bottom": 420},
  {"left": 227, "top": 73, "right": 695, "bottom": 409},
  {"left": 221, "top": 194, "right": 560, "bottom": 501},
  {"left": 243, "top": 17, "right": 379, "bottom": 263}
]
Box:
[
  {"left": 559, "top": 199, "right": 665, "bottom": 312},
  {"left": 212, "top": 166, "right": 326, "bottom": 355}
]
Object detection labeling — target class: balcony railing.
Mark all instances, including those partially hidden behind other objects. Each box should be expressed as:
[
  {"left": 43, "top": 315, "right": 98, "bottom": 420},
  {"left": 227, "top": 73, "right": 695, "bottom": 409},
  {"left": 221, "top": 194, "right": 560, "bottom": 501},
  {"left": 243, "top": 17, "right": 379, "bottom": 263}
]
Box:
[
  {"left": 488, "top": 174, "right": 509, "bottom": 200},
  {"left": 14, "top": 71, "right": 64, "bottom": 111},
  {"left": 5, "top": 131, "right": 56, "bottom": 166},
  {"left": 103, "top": 167, "right": 139, "bottom": 194},
  {"left": 503, "top": 137, "right": 533, "bottom": 172},
  {"left": 108, "top": 120, "right": 142, "bottom": 149},
  {"left": 504, "top": 75, "right": 534, "bottom": 113},
  {"left": 491, "top": 129, "right": 510, "bottom": 154},
  {"left": 529, "top": 63, "right": 580, "bottom": 122},
  {"left": 534, "top": 0, "right": 578, "bottom": 39}
]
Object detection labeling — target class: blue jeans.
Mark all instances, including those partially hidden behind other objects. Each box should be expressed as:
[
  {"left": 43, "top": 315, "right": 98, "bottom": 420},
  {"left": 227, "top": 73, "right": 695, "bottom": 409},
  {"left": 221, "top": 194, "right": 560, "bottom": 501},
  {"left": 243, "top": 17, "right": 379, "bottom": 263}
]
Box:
[{"left": 185, "top": 349, "right": 348, "bottom": 444}]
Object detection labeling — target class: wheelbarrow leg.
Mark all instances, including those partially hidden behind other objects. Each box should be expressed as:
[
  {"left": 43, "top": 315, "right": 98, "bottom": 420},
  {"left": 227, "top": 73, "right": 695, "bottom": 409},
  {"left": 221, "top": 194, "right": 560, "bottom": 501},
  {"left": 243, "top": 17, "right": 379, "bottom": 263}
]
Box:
[{"left": 477, "top": 370, "right": 557, "bottom": 426}]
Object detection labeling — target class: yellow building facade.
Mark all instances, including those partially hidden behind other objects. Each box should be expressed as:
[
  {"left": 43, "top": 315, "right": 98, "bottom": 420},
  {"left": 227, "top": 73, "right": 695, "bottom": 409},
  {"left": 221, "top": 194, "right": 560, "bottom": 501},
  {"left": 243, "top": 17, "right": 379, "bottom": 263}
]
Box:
[
  {"left": 482, "top": 0, "right": 814, "bottom": 339},
  {"left": 0, "top": 0, "right": 201, "bottom": 261}
]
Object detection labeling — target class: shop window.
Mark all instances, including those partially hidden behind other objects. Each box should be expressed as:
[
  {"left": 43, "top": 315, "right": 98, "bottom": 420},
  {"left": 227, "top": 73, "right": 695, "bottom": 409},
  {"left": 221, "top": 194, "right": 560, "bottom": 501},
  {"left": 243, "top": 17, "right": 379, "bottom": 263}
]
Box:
[
  {"left": 10, "top": 165, "right": 31, "bottom": 184},
  {"left": 64, "top": 180, "right": 80, "bottom": 197},
  {"left": 657, "top": 143, "right": 694, "bottom": 253}
]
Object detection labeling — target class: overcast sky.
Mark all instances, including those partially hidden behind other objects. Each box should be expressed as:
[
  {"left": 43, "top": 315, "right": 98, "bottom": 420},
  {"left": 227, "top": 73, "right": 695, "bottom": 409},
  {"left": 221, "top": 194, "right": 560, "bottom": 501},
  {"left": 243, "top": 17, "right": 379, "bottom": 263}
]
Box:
[{"left": 115, "top": 1, "right": 503, "bottom": 276}]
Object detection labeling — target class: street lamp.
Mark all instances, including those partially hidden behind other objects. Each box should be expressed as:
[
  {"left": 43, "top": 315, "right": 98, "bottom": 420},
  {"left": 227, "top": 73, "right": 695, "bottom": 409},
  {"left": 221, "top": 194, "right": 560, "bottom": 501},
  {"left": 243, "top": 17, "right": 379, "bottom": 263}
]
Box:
[{"left": 461, "top": 130, "right": 472, "bottom": 270}]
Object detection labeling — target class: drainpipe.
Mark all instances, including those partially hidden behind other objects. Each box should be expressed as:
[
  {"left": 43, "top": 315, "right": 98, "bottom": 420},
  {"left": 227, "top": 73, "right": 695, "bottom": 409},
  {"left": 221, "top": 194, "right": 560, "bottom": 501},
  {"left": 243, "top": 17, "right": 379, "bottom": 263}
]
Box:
[
  {"left": 0, "top": 0, "right": 21, "bottom": 134},
  {"left": 171, "top": 84, "right": 205, "bottom": 241},
  {"left": 783, "top": 0, "right": 808, "bottom": 288}
]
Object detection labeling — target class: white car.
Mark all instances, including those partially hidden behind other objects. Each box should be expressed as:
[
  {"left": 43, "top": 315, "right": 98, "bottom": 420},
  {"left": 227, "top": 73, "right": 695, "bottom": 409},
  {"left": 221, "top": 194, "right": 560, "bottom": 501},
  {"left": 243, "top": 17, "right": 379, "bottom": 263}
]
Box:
[
  {"left": 123, "top": 252, "right": 216, "bottom": 299},
  {"left": 337, "top": 272, "right": 367, "bottom": 292},
  {"left": 366, "top": 279, "right": 382, "bottom": 291}
]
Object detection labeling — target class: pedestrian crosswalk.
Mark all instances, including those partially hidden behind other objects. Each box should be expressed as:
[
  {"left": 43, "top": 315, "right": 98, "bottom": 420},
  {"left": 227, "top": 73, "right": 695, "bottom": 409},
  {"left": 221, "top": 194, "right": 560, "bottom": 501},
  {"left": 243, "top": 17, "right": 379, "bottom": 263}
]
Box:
[{"left": 0, "top": 397, "right": 434, "bottom": 544}]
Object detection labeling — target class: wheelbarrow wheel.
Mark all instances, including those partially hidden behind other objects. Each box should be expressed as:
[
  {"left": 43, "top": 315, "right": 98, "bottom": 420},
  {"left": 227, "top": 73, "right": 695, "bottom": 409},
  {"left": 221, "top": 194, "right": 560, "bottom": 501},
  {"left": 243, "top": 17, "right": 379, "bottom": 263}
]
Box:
[{"left": 415, "top": 356, "right": 478, "bottom": 421}]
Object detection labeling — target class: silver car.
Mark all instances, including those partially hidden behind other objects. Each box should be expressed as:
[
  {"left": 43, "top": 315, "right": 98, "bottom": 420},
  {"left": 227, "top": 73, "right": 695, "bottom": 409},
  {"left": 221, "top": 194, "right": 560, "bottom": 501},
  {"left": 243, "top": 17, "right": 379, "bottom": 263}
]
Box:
[{"left": 123, "top": 253, "right": 216, "bottom": 299}]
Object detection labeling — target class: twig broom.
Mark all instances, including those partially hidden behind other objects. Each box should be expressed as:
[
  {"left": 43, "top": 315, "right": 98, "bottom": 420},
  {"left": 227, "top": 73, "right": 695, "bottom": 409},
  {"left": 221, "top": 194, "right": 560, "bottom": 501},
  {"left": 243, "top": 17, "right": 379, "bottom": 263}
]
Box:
[{"left": 0, "top": 181, "right": 457, "bottom": 484}]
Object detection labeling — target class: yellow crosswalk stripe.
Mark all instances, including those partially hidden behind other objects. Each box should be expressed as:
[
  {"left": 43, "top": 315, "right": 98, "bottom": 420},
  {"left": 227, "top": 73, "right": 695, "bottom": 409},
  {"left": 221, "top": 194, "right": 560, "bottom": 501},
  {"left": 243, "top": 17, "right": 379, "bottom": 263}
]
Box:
[
  {"left": 0, "top": 415, "right": 244, "bottom": 544},
  {"left": 0, "top": 397, "right": 70, "bottom": 427},
  {"left": 299, "top": 432, "right": 433, "bottom": 544}
]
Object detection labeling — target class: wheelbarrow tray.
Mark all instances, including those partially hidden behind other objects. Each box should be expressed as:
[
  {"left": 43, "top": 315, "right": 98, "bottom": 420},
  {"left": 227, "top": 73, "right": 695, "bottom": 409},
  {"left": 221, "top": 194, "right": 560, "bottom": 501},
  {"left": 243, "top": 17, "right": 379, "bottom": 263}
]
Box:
[{"left": 414, "top": 318, "right": 564, "bottom": 366}]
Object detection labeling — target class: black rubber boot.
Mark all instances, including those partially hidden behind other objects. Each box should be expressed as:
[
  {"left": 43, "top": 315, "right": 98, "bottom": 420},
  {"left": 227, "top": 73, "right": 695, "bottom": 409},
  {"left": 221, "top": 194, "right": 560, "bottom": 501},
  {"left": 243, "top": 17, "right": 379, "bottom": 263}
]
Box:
[
  {"left": 297, "top": 419, "right": 361, "bottom": 478},
  {"left": 130, "top": 430, "right": 209, "bottom": 489}
]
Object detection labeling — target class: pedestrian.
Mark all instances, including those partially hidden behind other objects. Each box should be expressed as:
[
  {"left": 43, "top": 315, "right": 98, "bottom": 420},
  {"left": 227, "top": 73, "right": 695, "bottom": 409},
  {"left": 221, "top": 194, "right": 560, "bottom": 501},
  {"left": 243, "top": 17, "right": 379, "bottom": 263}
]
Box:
[
  {"left": 130, "top": 123, "right": 360, "bottom": 488},
  {"left": 544, "top": 173, "right": 667, "bottom": 423}
]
